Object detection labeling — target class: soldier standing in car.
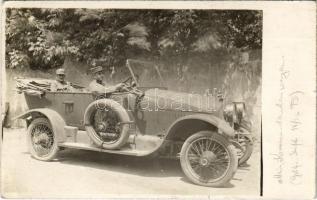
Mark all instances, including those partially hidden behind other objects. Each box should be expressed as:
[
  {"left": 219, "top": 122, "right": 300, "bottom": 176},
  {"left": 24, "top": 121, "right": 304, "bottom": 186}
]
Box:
[
  {"left": 50, "top": 68, "right": 73, "bottom": 92},
  {"left": 88, "top": 66, "right": 123, "bottom": 94}
]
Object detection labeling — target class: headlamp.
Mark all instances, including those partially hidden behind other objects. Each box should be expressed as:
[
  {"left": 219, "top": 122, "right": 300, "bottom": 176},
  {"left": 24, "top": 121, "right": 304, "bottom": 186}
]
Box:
[{"left": 223, "top": 102, "right": 246, "bottom": 125}]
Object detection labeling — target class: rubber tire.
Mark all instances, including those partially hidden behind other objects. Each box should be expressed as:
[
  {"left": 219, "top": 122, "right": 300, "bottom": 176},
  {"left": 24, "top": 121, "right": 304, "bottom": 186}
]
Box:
[
  {"left": 237, "top": 134, "right": 253, "bottom": 165},
  {"left": 180, "top": 131, "right": 238, "bottom": 187},
  {"left": 86, "top": 99, "right": 130, "bottom": 150},
  {"left": 27, "top": 118, "right": 59, "bottom": 161}
]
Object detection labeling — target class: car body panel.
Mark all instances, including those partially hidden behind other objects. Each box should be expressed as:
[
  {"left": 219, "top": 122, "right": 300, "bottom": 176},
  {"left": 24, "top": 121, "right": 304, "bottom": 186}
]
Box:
[{"left": 16, "top": 96, "right": 235, "bottom": 157}]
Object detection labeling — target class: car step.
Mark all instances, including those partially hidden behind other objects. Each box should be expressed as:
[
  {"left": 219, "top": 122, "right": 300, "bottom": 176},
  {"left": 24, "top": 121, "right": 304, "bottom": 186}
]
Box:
[{"left": 58, "top": 142, "right": 149, "bottom": 156}]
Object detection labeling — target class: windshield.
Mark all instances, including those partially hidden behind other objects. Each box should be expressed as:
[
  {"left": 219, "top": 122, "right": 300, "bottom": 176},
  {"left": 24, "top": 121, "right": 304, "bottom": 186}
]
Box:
[{"left": 126, "top": 59, "right": 167, "bottom": 88}]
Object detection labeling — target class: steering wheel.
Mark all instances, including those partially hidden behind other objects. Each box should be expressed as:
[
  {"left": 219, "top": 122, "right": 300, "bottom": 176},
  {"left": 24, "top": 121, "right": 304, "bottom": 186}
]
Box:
[
  {"left": 122, "top": 76, "right": 133, "bottom": 86},
  {"left": 120, "top": 76, "right": 143, "bottom": 98}
]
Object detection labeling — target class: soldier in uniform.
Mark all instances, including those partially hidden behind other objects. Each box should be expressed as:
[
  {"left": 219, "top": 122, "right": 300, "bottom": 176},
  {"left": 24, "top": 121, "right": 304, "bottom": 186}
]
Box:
[
  {"left": 50, "top": 68, "right": 73, "bottom": 92},
  {"left": 88, "top": 66, "right": 123, "bottom": 94}
]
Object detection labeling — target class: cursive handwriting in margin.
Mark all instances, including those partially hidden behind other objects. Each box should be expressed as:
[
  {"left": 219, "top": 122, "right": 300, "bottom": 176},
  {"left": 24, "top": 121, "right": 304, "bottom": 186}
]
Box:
[
  {"left": 271, "top": 57, "right": 290, "bottom": 184},
  {"left": 289, "top": 90, "right": 304, "bottom": 185}
]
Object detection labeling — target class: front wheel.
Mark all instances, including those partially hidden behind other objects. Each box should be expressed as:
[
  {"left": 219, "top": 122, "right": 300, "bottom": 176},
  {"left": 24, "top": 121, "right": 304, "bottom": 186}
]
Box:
[
  {"left": 180, "top": 131, "right": 238, "bottom": 187},
  {"left": 27, "top": 118, "right": 59, "bottom": 161}
]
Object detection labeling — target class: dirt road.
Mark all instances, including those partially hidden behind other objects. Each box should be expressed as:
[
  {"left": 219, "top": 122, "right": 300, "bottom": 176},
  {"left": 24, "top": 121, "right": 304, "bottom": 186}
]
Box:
[{"left": 2, "top": 128, "right": 261, "bottom": 198}]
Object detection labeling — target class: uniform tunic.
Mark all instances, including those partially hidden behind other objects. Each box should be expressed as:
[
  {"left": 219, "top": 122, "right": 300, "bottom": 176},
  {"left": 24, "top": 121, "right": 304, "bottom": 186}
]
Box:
[
  {"left": 89, "top": 80, "right": 106, "bottom": 93},
  {"left": 88, "top": 80, "right": 117, "bottom": 93},
  {"left": 50, "top": 80, "right": 72, "bottom": 92}
]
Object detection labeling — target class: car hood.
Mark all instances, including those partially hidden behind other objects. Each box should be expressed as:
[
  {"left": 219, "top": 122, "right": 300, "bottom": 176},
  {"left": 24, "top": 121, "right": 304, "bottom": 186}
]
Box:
[{"left": 142, "top": 88, "right": 222, "bottom": 114}]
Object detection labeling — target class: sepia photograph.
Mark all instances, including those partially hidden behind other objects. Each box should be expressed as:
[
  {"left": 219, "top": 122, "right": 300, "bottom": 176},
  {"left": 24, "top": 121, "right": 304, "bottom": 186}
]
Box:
[{"left": 1, "top": 4, "right": 263, "bottom": 198}]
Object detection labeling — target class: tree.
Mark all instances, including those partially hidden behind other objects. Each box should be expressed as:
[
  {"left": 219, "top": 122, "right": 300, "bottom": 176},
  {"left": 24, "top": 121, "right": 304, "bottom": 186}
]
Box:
[{"left": 5, "top": 8, "right": 262, "bottom": 70}]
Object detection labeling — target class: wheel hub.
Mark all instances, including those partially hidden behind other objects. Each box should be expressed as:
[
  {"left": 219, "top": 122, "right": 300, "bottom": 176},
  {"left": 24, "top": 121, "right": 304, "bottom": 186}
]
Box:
[
  {"left": 97, "top": 122, "right": 108, "bottom": 131},
  {"left": 34, "top": 133, "right": 50, "bottom": 145},
  {"left": 199, "top": 151, "right": 217, "bottom": 166}
]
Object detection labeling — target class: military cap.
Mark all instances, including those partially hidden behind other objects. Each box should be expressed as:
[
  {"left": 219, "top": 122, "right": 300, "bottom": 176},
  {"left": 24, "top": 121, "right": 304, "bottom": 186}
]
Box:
[
  {"left": 56, "top": 68, "right": 65, "bottom": 75},
  {"left": 90, "top": 66, "right": 104, "bottom": 74}
]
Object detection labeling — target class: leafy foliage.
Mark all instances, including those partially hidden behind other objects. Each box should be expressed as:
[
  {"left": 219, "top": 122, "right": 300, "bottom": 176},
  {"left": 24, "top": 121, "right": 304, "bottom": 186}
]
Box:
[{"left": 6, "top": 8, "right": 262, "bottom": 70}]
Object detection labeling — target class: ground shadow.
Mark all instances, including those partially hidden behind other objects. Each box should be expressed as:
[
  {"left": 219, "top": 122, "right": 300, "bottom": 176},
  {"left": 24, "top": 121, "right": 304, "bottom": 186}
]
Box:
[
  {"left": 179, "top": 177, "right": 235, "bottom": 188},
  {"left": 53, "top": 148, "right": 250, "bottom": 188},
  {"left": 19, "top": 143, "right": 252, "bottom": 188},
  {"left": 56, "top": 148, "right": 184, "bottom": 178}
]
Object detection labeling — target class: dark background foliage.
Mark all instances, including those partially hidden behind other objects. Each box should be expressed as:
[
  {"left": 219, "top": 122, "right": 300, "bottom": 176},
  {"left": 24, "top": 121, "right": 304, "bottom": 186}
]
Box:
[{"left": 6, "top": 8, "right": 262, "bottom": 70}]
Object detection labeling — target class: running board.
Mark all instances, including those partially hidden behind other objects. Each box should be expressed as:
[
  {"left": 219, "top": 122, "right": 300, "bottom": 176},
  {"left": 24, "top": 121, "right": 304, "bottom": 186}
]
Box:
[
  {"left": 58, "top": 142, "right": 149, "bottom": 156},
  {"left": 61, "top": 126, "right": 165, "bottom": 156}
]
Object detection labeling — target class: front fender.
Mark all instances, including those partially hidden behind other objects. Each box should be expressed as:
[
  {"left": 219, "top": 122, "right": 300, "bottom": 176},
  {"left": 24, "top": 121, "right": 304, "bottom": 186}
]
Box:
[
  {"left": 14, "top": 108, "right": 66, "bottom": 143},
  {"left": 238, "top": 127, "right": 252, "bottom": 135},
  {"left": 166, "top": 114, "right": 235, "bottom": 138}
]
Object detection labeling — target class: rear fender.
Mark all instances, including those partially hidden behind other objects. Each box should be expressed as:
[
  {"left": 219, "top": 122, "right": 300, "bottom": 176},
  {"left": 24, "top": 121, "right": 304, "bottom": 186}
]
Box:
[
  {"left": 14, "top": 108, "right": 66, "bottom": 143},
  {"left": 166, "top": 114, "right": 235, "bottom": 141}
]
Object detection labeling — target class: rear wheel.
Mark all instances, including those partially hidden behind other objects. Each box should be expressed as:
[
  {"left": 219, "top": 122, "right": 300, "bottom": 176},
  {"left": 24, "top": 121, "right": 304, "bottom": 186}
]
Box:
[
  {"left": 27, "top": 118, "right": 59, "bottom": 161},
  {"left": 180, "top": 131, "right": 238, "bottom": 187}
]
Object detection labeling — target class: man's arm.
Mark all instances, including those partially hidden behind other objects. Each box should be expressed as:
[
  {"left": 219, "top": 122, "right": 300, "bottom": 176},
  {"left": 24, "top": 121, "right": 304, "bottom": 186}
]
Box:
[
  {"left": 88, "top": 81, "right": 123, "bottom": 94},
  {"left": 66, "top": 82, "right": 76, "bottom": 92},
  {"left": 89, "top": 81, "right": 107, "bottom": 93},
  {"left": 104, "top": 86, "right": 117, "bottom": 93}
]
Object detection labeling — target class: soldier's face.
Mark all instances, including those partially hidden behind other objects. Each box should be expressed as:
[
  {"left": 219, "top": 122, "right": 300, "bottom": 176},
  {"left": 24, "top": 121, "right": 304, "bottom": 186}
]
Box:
[
  {"left": 57, "top": 74, "right": 65, "bottom": 82},
  {"left": 95, "top": 72, "right": 104, "bottom": 81}
]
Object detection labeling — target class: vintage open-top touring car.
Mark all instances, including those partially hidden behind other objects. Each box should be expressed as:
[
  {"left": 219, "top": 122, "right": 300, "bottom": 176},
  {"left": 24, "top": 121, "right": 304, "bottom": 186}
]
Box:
[{"left": 15, "top": 59, "right": 253, "bottom": 187}]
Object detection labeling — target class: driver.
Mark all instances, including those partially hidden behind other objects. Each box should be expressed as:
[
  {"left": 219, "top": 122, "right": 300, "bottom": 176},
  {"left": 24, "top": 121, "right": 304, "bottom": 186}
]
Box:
[{"left": 88, "top": 66, "right": 124, "bottom": 94}]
